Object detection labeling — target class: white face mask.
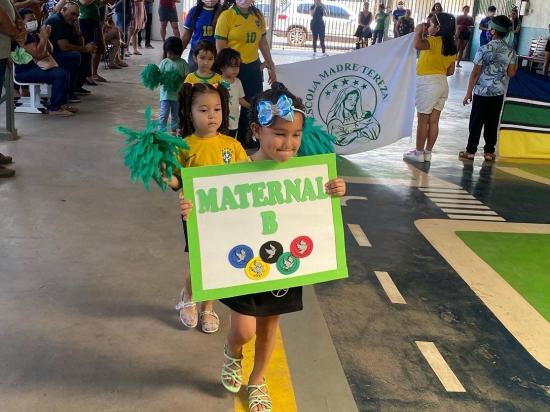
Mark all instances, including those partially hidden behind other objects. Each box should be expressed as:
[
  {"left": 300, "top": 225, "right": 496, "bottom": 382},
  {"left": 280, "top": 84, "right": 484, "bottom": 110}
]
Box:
[
  {"left": 25, "top": 20, "right": 38, "bottom": 32},
  {"left": 203, "top": 0, "right": 218, "bottom": 6},
  {"left": 235, "top": 0, "right": 253, "bottom": 8}
]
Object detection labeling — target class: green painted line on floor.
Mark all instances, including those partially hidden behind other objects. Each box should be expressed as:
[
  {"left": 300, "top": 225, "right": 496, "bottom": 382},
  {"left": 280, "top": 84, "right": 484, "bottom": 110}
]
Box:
[{"left": 457, "top": 232, "right": 550, "bottom": 322}]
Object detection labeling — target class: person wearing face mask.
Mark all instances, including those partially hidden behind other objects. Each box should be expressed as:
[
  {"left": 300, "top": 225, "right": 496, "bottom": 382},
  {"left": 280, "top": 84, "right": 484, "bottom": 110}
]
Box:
[
  {"left": 215, "top": 0, "right": 276, "bottom": 148},
  {"left": 392, "top": 1, "right": 405, "bottom": 38},
  {"left": 460, "top": 15, "right": 517, "bottom": 162},
  {"left": 479, "top": 5, "right": 496, "bottom": 47},
  {"left": 15, "top": 8, "right": 77, "bottom": 116},
  {"left": 182, "top": 0, "right": 222, "bottom": 72}
]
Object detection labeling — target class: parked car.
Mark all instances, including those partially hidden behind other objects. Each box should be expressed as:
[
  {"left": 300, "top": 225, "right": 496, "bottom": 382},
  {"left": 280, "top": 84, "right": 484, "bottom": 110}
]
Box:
[{"left": 273, "top": 1, "right": 361, "bottom": 47}]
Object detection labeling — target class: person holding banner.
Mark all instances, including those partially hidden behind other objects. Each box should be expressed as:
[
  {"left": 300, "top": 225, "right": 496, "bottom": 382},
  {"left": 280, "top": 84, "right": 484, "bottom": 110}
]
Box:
[
  {"left": 215, "top": 0, "right": 276, "bottom": 148},
  {"left": 403, "top": 12, "right": 457, "bottom": 163},
  {"left": 179, "top": 83, "right": 346, "bottom": 412}
]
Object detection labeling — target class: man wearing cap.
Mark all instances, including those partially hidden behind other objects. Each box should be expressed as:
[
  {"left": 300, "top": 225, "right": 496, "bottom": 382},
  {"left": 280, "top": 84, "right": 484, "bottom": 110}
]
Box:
[
  {"left": 460, "top": 15, "right": 517, "bottom": 161},
  {"left": 392, "top": 1, "right": 405, "bottom": 37}
]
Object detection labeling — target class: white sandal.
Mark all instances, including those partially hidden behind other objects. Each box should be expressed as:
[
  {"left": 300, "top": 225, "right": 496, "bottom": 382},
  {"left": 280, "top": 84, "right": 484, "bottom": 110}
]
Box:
[
  {"left": 175, "top": 288, "right": 197, "bottom": 328},
  {"left": 221, "top": 346, "right": 242, "bottom": 393},
  {"left": 248, "top": 383, "right": 272, "bottom": 412},
  {"left": 199, "top": 310, "right": 220, "bottom": 334}
]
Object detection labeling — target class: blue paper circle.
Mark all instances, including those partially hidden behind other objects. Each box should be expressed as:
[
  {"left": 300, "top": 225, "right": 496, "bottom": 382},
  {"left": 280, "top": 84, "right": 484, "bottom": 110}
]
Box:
[{"left": 228, "top": 245, "right": 254, "bottom": 269}]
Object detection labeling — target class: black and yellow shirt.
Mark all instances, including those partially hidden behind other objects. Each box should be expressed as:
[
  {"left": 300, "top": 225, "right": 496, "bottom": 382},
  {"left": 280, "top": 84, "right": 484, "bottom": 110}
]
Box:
[
  {"left": 176, "top": 133, "right": 248, "bottom": 170},
  {"left": 214, "top": 6, "right": 266, "bottom": 64}
]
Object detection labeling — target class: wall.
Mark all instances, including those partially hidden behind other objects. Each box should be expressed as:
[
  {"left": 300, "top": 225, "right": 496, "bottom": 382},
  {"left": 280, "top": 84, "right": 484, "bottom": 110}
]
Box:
[{"left": 516, "top": 0, "right": 550, "bottom": 55}]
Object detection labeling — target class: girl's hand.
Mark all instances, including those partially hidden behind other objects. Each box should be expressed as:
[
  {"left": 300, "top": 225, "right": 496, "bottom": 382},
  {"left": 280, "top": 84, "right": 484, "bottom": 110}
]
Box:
[
  {"left": 325, "top": 178, "right": 346, "bottom": 197},
  {"left": 179, "top": 192, "right": 193, "bottom": 220}
]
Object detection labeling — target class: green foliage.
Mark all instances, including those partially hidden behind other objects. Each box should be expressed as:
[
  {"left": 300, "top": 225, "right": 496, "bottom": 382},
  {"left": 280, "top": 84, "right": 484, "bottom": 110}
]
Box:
[{"left": 115, "top": 107, "right": 189, "bottom": 191}]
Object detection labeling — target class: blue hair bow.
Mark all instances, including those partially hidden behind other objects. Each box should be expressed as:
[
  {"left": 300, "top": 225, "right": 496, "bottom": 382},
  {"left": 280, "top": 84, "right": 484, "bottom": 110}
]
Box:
[{"left": 257, "top": 95, "right": 297, "bottom": 126}]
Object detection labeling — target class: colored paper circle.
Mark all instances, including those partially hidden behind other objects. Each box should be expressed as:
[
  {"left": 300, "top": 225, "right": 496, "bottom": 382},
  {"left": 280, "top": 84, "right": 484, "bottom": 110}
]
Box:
[
  {"left": 228, "top": 245, "right": 254, "bottom": 269},
  {"left": 290, "top": 236, "right": 314, "bottom": 258},
  {"left": 276, "top": 252, "right": 300, "bottom": 275},
  {"left": 259, "top": 241, "right": 284, "bottom": 264},
  {"left": 245, "top": 257, "right": 270, "bottom": 281}
]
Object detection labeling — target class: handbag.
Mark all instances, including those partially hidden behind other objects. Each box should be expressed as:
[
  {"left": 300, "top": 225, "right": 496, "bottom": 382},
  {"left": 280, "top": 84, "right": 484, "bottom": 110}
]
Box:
[{"left": 35, "top": 54, "right": 58, "bottom": 70}]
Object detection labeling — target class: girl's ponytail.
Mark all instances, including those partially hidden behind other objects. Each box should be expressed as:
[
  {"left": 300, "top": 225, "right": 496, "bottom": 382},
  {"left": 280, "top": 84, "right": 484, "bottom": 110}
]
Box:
[{"left": 433, "top": 13, "right": 457, "bottom": 56}]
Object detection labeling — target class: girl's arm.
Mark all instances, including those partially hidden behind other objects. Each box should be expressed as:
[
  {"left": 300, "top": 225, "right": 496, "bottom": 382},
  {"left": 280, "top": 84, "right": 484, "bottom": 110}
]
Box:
[
  {"left": 181, "top": 28, "right": 191, "bottom": 51},
  {"left": 259, "top": 35, "right": 276, "bottom": 84},
  {"left": 239, "top": 97, "right": 251, "bottom": 109},
  {"left": 215, "top": 38, "right": 228, "bottom": 53},
  {"left": 446, "top": 61, "right": 455, "bottom": 76},
  {"left": 413, "top": 23, "right": 429, "bottom": 50},
  {"left": 325, "top": 178, "right": 346, "bottom": 197},
  {"left": 463, "top": 64, "right": 482, "bottom": 105}
]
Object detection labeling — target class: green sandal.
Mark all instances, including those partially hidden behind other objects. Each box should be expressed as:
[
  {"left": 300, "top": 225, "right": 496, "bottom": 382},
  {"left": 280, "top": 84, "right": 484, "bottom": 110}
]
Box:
[
  {"left": 221, "top": 346, "right": 242, "bottom": 393},
  {"left": 248, "top": 383, "right": 272, "bottom": 412}
]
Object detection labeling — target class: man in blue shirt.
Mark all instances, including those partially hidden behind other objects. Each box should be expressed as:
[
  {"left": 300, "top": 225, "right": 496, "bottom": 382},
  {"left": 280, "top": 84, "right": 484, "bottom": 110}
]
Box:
[
  {"left": 392, "top": 1, "right": 405, "bottom": 37},
  {"left": 479, "top": 5, "right": 496, "bottom": 46},
  {"left": 460, "top": 15, "right": 517, "bottom": 161}
]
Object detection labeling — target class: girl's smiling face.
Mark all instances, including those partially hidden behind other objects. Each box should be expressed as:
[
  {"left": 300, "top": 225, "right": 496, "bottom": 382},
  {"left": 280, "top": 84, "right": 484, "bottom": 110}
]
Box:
[
  {"left": 252, "top": 114, "right": 304, "bottom": 162},
  {"left": 191, "top": 91, "right": 222, "bottom": 137}
]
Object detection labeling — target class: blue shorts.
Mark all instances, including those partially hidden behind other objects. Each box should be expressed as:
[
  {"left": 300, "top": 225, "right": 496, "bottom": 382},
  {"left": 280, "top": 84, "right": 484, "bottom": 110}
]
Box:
[{"left": 158, "top": 6, "right": 178, "bottom": 22}]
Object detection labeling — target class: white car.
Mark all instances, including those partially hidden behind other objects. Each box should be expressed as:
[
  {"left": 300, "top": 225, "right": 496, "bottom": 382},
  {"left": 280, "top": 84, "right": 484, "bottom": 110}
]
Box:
[{"left": 273, "top": 1, "right": 362, "bottom": 47}]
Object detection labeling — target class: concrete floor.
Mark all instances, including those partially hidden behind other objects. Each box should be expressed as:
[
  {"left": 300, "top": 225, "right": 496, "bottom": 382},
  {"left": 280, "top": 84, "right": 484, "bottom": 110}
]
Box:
[{"left": 1, "top": 43, "right": 549, "bottom": 411}]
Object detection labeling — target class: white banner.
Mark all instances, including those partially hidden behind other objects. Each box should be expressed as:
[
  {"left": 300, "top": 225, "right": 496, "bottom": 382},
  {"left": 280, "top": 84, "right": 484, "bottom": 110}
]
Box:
[{"left": 277, "top": 34, "right": 416, "bottom": 155}]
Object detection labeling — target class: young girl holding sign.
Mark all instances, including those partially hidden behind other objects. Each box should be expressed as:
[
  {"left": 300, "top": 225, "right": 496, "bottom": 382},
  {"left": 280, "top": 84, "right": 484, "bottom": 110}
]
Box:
[
  {"left": 169, "top": 82, "right": 248, "bottom": 333},
  {"left": 179, "top": 83, "right": 346, "bottom": 412}
]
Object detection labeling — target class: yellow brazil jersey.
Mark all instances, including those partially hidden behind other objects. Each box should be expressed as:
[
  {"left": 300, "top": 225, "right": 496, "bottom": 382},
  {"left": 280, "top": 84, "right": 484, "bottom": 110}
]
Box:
[
  {"left": 416, "top": 36, "right": 457, "bottom": 76},
  {"left": 184, "top": 71, "right": 223, "bottom": 85},
  {"left": 214, "top": 6, "right": 266, "bottom": 64},
  {"left": 176, "top": 133, "right": 249, "bottom": 171}
]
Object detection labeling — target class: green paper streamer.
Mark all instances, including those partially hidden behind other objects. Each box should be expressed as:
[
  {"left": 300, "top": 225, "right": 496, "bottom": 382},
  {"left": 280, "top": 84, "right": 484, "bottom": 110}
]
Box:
[
  {"left": 162, "top": 70, "right": 184, "bottom": 93},
  {"left": 141, "top": 64, "right": 162, "bottom": 90},
  {"left": 298, "top": 117, "right": 336, "bottom": 156},
  {"left": 115, "top": 106, "right": 189, "bottom": 191},
  {"left": 11, "top": 46, "right": 33, "bottom": 65}
]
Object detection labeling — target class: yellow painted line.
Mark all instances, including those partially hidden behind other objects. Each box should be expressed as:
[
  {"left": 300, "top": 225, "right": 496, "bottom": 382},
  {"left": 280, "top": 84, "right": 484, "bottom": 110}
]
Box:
[
  {"left": 497, "top": 166, "right": 550, "bottom": 186},
  {"left": 235, "top": 327, "right": 297, "bottom": 412},
  {"left": 415, "top": 341, "right": 466, "bottom": 393},
  {"left": 415, "top": 219, "right": 550, "bottom": 369}
]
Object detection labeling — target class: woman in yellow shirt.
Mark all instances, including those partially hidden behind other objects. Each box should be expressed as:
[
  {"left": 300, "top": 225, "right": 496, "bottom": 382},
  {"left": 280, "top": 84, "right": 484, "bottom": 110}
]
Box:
[
  {"left": 214, "top": 0, "right": 276, "bottom": 148},
  {"left": 403, "top": 13, "right": 457, "bottom": 163}
]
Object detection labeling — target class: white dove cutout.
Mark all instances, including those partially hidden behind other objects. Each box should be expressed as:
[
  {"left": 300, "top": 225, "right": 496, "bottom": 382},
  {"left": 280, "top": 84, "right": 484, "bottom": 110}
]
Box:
[
  {"left": 297, "top": 240, "right": 308, "bottom": 254},
  {"left": 265, "top": 243, "right": 277, "bottom": 259},
  {"left": 236, "top": 249, "right": 247, "bottom": 262},
  {"left": 283, "top": 256, "right": 295, "bottom": 270}
]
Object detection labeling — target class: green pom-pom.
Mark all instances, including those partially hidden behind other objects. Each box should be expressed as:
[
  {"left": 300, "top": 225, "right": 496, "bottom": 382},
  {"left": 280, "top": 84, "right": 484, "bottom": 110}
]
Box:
[
  {"left": 115, "top": 106, "right": 189, "bottom": 191},
  {"left": 141, "top": 64, "right": 162, "bottom": 90},
  {"left": 298, "top": 117, "right": 335, "bottom": 156},
  {"left": 161, "top": 70, "right": 184, "bottom": 93}
]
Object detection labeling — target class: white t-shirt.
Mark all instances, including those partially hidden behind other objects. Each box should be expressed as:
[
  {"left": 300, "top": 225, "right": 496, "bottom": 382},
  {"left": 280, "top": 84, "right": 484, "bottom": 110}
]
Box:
[
  {"left": 0, "top": 0, "right": 16, "bottom": 59},
  {"left": 225, "top": 77, "right": 245, "bottom": 131}
]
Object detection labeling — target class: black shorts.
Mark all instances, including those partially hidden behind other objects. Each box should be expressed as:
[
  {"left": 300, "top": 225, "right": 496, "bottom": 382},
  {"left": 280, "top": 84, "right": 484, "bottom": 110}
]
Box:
[
  {"left": 545, "top": 38, "right": 550, "bottom": 52},
  {"left": 354, "top": 26, "right": 372, "bottom": 39},
  {"left": 458, "top": 30, "right": 471, "bottom": 41},
  {"left": 181, "top": 216, "right": 189, "bottom": 252},
  {"left": 220, "top": 287, "right": 303, "bottom": 317},
  {"left": 158, "top": 6, "right": 178, "bottom": 22},
  {"left": 79, "top": 19, "right": 100, "bottom": 44}
]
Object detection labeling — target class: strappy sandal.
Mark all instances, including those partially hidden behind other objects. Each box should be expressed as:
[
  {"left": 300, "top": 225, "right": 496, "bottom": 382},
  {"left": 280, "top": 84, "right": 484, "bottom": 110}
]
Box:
[
  {"left": 199, "top": 310, "right": 220, "bottom": 334},
  {"left": 458, "top": 151, "right": 475, "bottom": 160},
  {"left": 483, "top": 152, "right": 496, "bottom": 161},
  {"left": 248, "top": 383, "right": 272, "bottom": 412},
  {"left": 175, "top": 288, "right": 197, "bottom": 328},
  {"left": 221, "top": 346, "right": 243, "bottom": 393}
]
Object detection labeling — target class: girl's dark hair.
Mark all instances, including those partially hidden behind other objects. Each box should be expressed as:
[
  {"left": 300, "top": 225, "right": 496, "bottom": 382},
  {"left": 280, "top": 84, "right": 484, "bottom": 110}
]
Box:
[
  {"left": 189, "top": 1, "right": 223, "bottom": 37},
  {"left": 431, "top": 12, "right": 458, "bottom": 56},
  {"left": 178, "top": 83, "right": 230, "bottom": 137},
  {"left": 249, "top": 82, "right": 306, "bottom": 126},
  {"left": 193, "top": 39, "right": 217, "bottom": 57},
  {"left": 431, "top": 2, "right": 443, "bottom": 12},
  {"left": 18, "top": 8, "right": 34, "bottom": 18},
  {"left": 163, "top": 36, "right": 184, "bottom": 59},
  {"left": 214, "top": 47, "right": 241, "bottom": 72},
  {"left": 491, "top": 15, "right": 513, "bottom": 38}
]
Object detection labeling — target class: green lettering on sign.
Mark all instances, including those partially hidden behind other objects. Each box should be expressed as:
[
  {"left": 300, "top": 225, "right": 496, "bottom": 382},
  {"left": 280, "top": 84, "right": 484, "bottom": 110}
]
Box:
[
  {"left": 260, "top": 210, "right": 278, "bottom": 235},
  {"left": 196, "top": 188, "right": 219, "bottom": 213}
]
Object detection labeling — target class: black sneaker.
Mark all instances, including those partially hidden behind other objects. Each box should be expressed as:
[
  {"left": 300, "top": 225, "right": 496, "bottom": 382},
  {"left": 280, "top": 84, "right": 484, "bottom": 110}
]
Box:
[
  {"left": 67, "top": 95, "right": 81, "bottom": 103},
  {"left": 0, "top": 165, "right": 15, "bottom": 178},
  {"left": 145, "top": 44, "right": 154, "bottom": 49},
  {"left": 0, "top": 153, "right": 13, "bottom": 165},
  {"left": 75, "top": 87, "right": 91, "bottom": 95}
]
